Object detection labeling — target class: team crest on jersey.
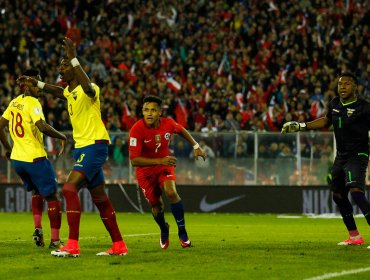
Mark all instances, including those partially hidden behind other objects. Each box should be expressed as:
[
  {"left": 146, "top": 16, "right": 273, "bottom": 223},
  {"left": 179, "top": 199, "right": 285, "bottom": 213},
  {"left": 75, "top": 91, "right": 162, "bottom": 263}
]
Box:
[
  {"left": 164, "top": 132, "right": 171, "bottom": 140},
  {"left": 155, "top": 134, "right": 161, "bottom": 143},
  {"left": 346, "top": 108, "right": 355, "bottom": 117}
]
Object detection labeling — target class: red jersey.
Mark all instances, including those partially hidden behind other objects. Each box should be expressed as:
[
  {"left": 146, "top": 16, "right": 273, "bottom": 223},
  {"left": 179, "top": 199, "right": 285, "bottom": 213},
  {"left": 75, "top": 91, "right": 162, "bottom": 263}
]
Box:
[{"left": 129, "top": 117, "right": 184, "bottom": 172}]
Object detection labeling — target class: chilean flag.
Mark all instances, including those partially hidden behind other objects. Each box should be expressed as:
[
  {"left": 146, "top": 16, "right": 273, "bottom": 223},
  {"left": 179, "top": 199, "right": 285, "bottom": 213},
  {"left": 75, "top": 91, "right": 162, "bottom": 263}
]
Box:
[{"left": 166, "top": 76, "right": 181, "bottom": 93}]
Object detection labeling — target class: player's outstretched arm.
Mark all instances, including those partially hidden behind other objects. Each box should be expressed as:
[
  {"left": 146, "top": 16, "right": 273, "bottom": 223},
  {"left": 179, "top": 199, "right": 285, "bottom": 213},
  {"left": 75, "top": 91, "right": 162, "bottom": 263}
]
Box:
[
  {"left": 16, "top": 76, "right": 64, "bottom": 99},
  {"left": 63, "top": 37, "right": 96, "bottom": 98},
  {"left": 0, "top": 117, "right": 12, "bottom": 159},
  {"left": 281, "top": 117, "right": 330, "bottom": 134}
]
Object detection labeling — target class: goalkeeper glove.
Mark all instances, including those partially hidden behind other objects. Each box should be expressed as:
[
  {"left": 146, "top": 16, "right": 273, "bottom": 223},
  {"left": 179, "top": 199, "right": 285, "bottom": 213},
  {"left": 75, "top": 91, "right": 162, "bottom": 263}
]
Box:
[{"left": 281, "top": 121, "right": 307, "bottom": 134}]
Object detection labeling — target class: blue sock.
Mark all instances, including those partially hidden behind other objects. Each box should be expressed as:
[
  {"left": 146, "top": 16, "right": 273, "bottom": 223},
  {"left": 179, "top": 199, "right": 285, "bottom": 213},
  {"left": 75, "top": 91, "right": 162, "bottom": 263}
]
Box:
[
  {"left": 351, "top": 192, "right": 370, "bottom": 225},
  {"left": 170, "top": 200, "right": 186, "bottom": 233},
  {"left": 153, "top": 211, "right": 168, "bottom": 232}
]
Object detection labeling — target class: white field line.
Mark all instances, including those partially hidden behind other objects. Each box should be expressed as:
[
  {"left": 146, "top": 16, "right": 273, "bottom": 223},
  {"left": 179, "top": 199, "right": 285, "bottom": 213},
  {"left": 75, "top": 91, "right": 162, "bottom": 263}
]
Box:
[{"left": 304, "top": 267, "right": 370, "bottom": 280}]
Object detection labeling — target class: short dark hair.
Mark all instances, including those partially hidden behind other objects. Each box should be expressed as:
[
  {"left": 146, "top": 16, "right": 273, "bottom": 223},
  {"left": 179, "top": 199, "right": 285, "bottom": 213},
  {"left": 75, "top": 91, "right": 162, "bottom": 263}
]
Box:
[
  {"left": 22, "top": 69, "right": 39, "bottom": 77},
  {"left": 339, "top": 72, "right": 357, "bottom": 84},
  {"left": 143, "top": 95, "right": 162, "bottom": 106}
]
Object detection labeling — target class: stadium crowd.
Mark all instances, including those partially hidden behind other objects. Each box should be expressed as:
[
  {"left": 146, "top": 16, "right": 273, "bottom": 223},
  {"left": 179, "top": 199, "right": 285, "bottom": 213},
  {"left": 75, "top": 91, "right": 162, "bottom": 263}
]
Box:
[
  {"left": 0, "top": 0, "right": 369, "bottom": 185},
  {"left": 1, "top": 0, "right": 369, "bottom": 131}
]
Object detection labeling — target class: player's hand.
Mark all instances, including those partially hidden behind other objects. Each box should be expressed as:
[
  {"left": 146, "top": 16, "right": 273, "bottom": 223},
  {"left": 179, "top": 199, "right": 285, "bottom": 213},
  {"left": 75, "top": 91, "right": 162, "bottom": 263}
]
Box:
[
  {"left": 194, "top": 147, "right": 206, "bottom": 161},
  {"left": 281, "top": 121, "right": 307, "bottom": 134},
  {"left": 16, "top": 75, "right": 37, "bottom": 88},
  {"left": 63, "top": 37, "right": 77, "bottom": 60},
  {"left": 161, "top": 156, "right": 177, "bottom": 166},
  {"left": 58, "top": 138, "right": 67, "bottom": 156}
]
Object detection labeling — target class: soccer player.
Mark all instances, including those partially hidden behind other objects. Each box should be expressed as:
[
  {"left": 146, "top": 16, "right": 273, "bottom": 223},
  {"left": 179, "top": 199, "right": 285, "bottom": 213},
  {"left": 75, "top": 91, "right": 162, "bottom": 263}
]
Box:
[
  {"left": 0, "top": 69, "right": 67, "bottom": 249},
  {"left": 17, "top": 37, "right": 127, "bottom": 257},
  {"left": 282, "top": 73, "right": 370, "bottom": 247},
  {"left": 129, "top": 95, "right": 206, "bottom": 249}
]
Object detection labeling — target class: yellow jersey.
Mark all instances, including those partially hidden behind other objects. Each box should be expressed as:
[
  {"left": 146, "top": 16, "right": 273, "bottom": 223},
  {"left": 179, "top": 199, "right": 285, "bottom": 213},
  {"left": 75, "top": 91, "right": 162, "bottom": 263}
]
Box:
[
  {"left": 2, "top": 95, "right": 47, "bottom": 162},
  {"left": 64, "top": 83, "right": 110, "bottom": 148}
]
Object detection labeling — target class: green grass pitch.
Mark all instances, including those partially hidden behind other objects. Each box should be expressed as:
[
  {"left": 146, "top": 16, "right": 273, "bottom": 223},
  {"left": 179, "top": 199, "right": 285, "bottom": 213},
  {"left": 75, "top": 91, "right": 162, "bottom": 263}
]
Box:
[{"left": 1, "top": 212, "right": 370, "bottom": 280}]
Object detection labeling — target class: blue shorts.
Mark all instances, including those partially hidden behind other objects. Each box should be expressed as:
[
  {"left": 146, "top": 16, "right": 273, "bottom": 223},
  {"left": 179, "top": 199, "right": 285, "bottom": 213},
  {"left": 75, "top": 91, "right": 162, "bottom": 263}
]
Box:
[
  {"left": 72, "top": 143, "right": 108, "bottom": 188},
  {"left": 13, "top": 159, "right": 58, "bottom": 197}
]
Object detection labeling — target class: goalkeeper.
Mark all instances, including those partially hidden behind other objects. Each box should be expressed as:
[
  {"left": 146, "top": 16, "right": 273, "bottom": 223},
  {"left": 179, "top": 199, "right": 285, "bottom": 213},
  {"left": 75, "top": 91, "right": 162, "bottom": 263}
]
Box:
[{"left": 282, "top": 72, "right": 370, "bottom": 247}]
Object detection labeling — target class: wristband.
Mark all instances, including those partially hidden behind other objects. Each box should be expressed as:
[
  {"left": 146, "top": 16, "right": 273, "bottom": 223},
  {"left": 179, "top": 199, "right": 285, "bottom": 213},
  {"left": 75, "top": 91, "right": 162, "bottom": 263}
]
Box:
[
  {"left": 71, "top": 57, "right": 80, "bottom": 67},
  {"left": 193, "top": 143, "right": 200, "bottom": 150},
  {"left": 37, "top": 81, "right": 45, "bottom": 89},
  {"left": 299, "top": 122, "right": 307, "bottom": 131}
]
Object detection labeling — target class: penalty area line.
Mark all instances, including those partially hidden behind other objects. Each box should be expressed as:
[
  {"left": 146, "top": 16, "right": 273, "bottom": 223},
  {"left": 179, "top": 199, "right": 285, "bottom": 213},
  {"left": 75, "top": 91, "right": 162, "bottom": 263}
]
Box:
[{"left": 304, "top": 267, "right": 370, "bottom": 280}]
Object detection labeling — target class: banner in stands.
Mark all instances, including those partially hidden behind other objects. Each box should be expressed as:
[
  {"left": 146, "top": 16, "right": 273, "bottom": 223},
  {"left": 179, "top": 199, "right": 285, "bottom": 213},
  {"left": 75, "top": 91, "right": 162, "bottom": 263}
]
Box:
[{"left": 0, "top": 184, "right": 368, "bottom": 214}]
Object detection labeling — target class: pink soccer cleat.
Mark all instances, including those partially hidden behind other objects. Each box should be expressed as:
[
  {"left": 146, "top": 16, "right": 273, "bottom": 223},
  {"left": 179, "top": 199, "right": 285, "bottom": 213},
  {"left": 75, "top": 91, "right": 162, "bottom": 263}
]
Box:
[{"left": 337, "top": 236, "right": 364, "bottom": 246}]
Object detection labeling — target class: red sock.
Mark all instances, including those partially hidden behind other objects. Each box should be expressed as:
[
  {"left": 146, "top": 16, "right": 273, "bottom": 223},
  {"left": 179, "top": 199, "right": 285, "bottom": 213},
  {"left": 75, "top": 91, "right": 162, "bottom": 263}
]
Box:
[
  {"left": 349, "top": 229, "right": 360, "bottom": 237},
  {"left": 47, "top": 200, "right": 61, "bottom": 242},
  {"left": 32, "top": 194, "right": 44, "bottom": 229},
  {"left": 62, "top": 183, "right": 81, "bottom": 241},
  {"left": 92, "top": 194, "right": 122, "bottom": 242}
]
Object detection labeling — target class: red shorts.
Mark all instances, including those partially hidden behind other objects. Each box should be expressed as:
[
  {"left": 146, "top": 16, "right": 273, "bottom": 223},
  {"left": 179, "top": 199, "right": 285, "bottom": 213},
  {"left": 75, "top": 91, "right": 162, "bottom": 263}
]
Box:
[{"left": 136, "top": 166, "right": 176, "bottom": 206}]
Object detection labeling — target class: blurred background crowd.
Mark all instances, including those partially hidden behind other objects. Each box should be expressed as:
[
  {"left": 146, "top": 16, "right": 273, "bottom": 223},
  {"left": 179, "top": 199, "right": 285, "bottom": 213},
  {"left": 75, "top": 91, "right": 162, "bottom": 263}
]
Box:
[{"left": 0, "top": 0, "right": 369, "bottom": 133}]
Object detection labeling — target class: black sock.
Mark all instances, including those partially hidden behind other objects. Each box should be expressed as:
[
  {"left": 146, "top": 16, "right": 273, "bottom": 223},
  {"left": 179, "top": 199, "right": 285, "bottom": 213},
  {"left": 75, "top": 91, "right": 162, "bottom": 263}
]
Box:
[
  {"left": 351, "top": 192, "right": 370, "bottom": 225},
  {"left": 333, "top": 195, "right": 357, "bottom": 231},
  {"left": 153, "top": 211, "right": 168, "bottom": 232}
]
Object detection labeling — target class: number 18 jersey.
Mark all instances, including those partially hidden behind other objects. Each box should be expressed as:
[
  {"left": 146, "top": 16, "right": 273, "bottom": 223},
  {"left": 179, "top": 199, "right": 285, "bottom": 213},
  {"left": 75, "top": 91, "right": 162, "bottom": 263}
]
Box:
[{"left": 2, "top": 94, "right": 46, "bottom": 162}]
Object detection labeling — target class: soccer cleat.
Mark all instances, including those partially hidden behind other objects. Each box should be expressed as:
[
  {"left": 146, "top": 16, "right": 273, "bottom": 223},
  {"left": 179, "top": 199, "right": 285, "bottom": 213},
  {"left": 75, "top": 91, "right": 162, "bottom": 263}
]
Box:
[
  {"left": 160, "top": 223, "right": 170, "bottom": 249},
  {"left": 51, "top": 240, "right": 80, "bottom": 257},
  {"left": 33, "top": 228, "right": 45, "bottom": 247},
  {"left": 49, "top": 240, "right": 64, "bottom": 249},
  {"left": 179, "top": 230, "right": 191, "bottom": 248},
  {"left": 96, "top": 240, "right": 128, "bottom": 256},
  {"left": 337, "top": 236, "right": 364, "bottom": 246}
]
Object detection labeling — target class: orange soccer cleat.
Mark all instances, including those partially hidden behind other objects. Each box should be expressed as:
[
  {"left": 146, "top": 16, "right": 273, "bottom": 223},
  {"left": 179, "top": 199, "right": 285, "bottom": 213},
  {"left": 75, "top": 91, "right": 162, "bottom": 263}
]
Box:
[
  {"left": 96, "top": 240, "right": 128, "bottom": 256},
  {"left": 51, "top": 240, "right": 80, "bottom": 257}
]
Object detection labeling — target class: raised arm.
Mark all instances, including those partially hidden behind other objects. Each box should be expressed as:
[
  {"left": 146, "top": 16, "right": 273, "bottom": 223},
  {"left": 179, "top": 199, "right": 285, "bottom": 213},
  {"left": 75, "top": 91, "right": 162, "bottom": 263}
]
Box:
[{"left": 63, "top": 37, "right": 96, "bottom": 98}]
